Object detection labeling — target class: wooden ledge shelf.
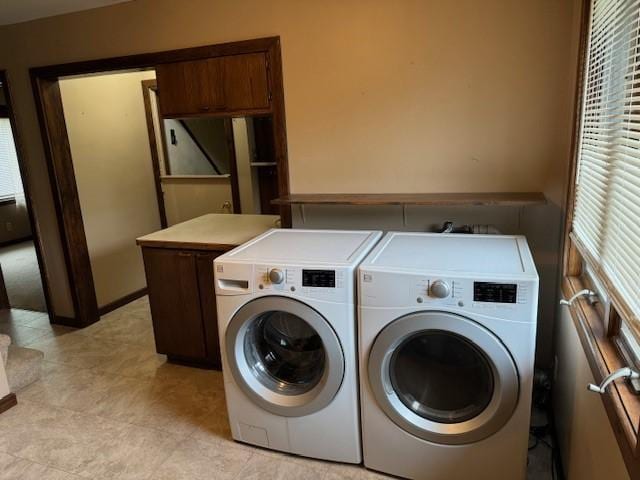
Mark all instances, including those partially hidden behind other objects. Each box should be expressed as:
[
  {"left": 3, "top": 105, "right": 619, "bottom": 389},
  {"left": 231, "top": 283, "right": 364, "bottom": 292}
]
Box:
[{"left": 272, "top": 192, "right": 547, "bottom": 207}]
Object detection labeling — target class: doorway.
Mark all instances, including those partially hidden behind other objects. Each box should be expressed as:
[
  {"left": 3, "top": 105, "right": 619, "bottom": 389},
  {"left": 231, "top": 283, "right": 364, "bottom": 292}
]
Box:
[
  {"left": 31, "top": 37, "right": 290, "bottom": 328},
  {"left": 0, "top": 72, "right": 50, "bottom": 315}
]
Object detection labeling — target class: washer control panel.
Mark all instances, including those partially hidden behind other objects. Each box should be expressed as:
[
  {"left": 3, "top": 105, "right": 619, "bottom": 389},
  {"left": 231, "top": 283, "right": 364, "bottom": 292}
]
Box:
[
  {"left": 302, "top": 269, "right": 336, "bottom": 288},
  {"left": 256, "top": 265, "right": 347, "bottom": 300},
  {"left": 473, "top": 282, "right": 518, "bottom": 303},
  {"left": 429, "top": 280, "right": 451, "bottom": 299}
]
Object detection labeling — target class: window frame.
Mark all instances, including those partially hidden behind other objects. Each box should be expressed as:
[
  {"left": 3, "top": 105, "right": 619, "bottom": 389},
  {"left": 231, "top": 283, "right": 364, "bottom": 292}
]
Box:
[
  {"left": 0, "top": 107, "right": 17, "bottom": 204},
  {"left": 562, "top": 1, "right": 640, "bottom": 476}
]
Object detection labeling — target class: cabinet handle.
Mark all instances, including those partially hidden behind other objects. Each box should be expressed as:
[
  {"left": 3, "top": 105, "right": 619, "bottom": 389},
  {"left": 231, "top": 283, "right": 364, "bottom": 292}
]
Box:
[
  {"left": 178, "top": 252, "right": 192, "bottom": 257},
  {"left": 200, "top": 105, "right": 210, "bottom": 111}
]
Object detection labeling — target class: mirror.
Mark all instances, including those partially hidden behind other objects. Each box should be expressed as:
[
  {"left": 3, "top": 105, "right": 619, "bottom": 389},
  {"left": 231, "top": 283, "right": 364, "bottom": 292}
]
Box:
[
  {"left": 162, "top": 117, "right": 232, "bottom": 176},
  {"left": 160, "top": 115, "right": 279, "bottom": 215},
  {"left": 143, "top": 79, "right": 280, "bottom": 223}
]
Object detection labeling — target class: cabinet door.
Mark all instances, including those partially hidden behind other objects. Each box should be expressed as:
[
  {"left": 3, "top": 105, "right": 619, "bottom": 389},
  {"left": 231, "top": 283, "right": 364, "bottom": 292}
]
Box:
[
  {"left": 156, "top": 58, "right": 225, "bottom": 116},
  {"left": 142, "top": 248, "right": 207, "bottom": 359},
  {"left": 223, "top": 53, "right": 270, "bottom": 110},
  {"left": 195, "top": 251, "right": 223, "bottom": 368}
]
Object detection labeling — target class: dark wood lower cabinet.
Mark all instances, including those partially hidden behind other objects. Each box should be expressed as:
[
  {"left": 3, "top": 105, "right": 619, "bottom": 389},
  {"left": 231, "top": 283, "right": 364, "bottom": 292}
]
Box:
[{"left": 142, "top": 246, "right": 223, "bottom": 369}]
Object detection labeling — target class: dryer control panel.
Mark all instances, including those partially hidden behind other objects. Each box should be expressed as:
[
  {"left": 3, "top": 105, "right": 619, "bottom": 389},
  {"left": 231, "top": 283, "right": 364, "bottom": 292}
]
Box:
[{"left": 359, "top": 269, "right": 538, "bottom": 322}]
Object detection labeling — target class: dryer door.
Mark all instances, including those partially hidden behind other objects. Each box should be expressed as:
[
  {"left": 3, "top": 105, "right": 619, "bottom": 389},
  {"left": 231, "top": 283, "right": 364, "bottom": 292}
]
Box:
[
  {"left": 368, "top": 311, "right": 519, "bottom": 445},
  {"left": 225, "top": 296, "right": 345, "bottom": 417}
]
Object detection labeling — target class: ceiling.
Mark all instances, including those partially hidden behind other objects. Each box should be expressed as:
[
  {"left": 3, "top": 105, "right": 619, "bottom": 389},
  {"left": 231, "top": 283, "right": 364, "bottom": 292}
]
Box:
[{"left": 0, "top": 0, "right": 133, "bottom": 26}]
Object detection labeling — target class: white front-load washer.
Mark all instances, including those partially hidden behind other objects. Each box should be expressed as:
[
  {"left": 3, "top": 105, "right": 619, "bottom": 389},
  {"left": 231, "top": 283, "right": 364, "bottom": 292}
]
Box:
[
  {"left": 358, "top": 232, "right": 539, "bottom": 480},
  {"left": 215, "top": 228, "right": 382, "bottom": 463}
]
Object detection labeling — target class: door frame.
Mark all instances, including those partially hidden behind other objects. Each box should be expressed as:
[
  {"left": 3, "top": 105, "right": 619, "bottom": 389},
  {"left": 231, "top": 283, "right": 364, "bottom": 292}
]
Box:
[
  {"left": 0, "top": 71, "right": 54, "bottom": 317},
  {"left": 30, "top": 37, "right": 290, "bottom": 327},
  {"left": 140, "top": 79, "right": 169, "bottom": 228}
]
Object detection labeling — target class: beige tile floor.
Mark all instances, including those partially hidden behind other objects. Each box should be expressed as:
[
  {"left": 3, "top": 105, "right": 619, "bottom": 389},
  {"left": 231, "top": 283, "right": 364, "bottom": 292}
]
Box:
[{"left": 0, "top": 298, "right": 552, "bottom": 480}]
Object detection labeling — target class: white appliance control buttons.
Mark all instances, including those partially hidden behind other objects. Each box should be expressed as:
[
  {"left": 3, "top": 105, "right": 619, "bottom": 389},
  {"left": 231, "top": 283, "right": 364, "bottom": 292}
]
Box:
[
  {"left": 268, "top": 268, "right": 285, "bottom": 284},
  {"left": 430, "top": 280, "right": 450, "bottom": 299}
]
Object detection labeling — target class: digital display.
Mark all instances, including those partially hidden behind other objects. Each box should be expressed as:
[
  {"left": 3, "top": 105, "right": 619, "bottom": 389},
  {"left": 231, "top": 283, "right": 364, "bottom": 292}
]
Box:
[
  {"left": 473, "top": 282, "right": 517, "bottom": 303},
  {"left": 302, "top": 270, "right": 336, "bottom": 288}
]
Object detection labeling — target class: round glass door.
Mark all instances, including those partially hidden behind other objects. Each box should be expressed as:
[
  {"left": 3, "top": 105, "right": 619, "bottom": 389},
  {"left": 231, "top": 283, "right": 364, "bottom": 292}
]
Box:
[
  {"left": 368, "top": 311, "right": 519, "bottom": 445},
  {"left": 226, "top": 296, "right": 345, "bottom": 417},
  {"left": 390, "top": 331, "right": 494, "bottom": 424},
  {"left": 244, "top": 311, "right": 325, "bottom": 395}
]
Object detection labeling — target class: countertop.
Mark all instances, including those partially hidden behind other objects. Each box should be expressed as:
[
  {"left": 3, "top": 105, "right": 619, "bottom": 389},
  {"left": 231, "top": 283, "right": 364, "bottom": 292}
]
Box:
[{"left": 136, "top": 214, "right": 280, "bottom": 251}]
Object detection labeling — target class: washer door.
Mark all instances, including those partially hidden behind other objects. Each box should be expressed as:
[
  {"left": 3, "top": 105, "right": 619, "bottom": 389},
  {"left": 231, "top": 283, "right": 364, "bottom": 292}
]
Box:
[
  {"left": 225, "top": 296, "right": 345, "bottom": 417},
  {"left": 368, "top": 311, "right": 519, "bottom": 445}
]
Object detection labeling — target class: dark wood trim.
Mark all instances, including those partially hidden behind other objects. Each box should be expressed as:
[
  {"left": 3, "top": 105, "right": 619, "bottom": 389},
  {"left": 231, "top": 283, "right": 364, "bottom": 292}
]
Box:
[
  {"left": 0, "top": 106, "right": 9, "bottom": 118},
  {"left": 30, "top": 37, "right": 290, "bottom": 328},
  {"left": 0, "top": 198, "right": 16, "bottom": 206},
  {"left": 0, "top": 265, "right": 10, "bottom": 310},
  {"left": 30, "top": 75, "right": 99, "bottom": 328},
  {"left": 0, "top": 71, "right": 54, "bottom": 321},
  {"left": 31, "top": 37, "right": 280, "bottom": 79},
  {"left": 0, "top": 392, "right": 17, "bottom": 414},
  {"left": 561, "top": 0, "right": 592, "bottom": 278},
  {"left": 273, "top": 192, "right": 547, "bottom": 207},
  {"left": 97, "top": 287, "right": 148, "bottom": 316},
  {"left": 177, "top": 120, "right": 222, "bottom": 174},
  {"left": 224, "top": 118, "right": 242, "bottom": 213},
  {"left": 0, "top": 235, "right": 33, "bottom": 249},
  {"left": 265, "top": 40, "right": 291, "bottom": 226},
  {"left": 51, "top": 314, "right": 77, "bottom": 327},
  {"left": 141, "top": 79, "right": 168, "bottom": 229}
]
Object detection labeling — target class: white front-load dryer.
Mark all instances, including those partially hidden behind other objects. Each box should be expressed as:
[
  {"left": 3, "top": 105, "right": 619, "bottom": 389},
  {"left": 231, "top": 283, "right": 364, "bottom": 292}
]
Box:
[
  {"left": 358, "top": 232, "right": 539, "bottom": 480},
  {"left": 215, "top": 228, "right": 382, "bottom": 463}
]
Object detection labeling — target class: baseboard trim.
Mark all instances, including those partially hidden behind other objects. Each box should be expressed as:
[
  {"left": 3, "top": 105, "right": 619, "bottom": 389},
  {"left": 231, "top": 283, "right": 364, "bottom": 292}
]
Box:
[
  {"left": 0, "top": 235, "right": 33, "bottom": 248},
  {"left": 51, "top": 315, "right": 78, "bottom": 327},
  {"left": 98, "top": 288, "right": 147, "bottom": 316},
  {"left": 0, "top": 392, "right": 17, "bottom": 414}
]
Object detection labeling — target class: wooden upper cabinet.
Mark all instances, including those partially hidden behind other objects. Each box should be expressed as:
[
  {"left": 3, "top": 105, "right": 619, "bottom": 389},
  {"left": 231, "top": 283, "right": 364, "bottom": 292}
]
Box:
[
  {"left": 156, "top": 52, "right": 270, "bottom": 117},
  {"left": 156, "top": 58, "right": 224, "bottom": 116},
  {"left": 222, "top": 53, "right": 270, "bottom": 110}
]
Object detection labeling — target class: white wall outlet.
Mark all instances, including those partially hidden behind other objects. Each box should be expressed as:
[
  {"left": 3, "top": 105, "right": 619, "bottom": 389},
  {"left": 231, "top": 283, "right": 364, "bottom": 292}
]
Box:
[{"left": 5, "top": 222, "right": 13, "bottom": 232}]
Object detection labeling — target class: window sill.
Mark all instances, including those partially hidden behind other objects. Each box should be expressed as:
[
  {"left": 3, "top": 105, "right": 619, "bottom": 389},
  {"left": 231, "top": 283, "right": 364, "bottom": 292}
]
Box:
[
  {"left": 0, "top": 197, "right": 16, "bottom": 206},
  {"left": 561, "top": 275, "right": 640, "bottom": 477}
]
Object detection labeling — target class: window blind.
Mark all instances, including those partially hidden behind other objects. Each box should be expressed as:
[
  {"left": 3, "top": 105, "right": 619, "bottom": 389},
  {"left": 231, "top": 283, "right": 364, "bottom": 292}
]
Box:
[
  {"left": 0, "top": 118, "right": 18, "bottom": 202},
  {"left": 573, "top": 0, "right": 640, "bottom": 318}
]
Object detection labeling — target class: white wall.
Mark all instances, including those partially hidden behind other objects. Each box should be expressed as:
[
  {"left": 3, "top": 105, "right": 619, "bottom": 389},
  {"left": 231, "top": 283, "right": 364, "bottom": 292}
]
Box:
[
  {"left": 60, "top": 70, "right": 162, "bottom": 308},
  {"left": 162, "top": 177, "right": 233, "bottom": 226},
  {"left": 554, "top": 306, "right": 630, "bottom": 480}
]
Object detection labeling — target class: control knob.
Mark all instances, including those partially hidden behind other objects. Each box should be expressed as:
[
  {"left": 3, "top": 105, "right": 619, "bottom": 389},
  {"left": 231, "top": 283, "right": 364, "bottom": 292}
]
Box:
[
  {"left": 430, "top": 280, "right": 450, "bottom": 299},
  {"left": 269, "top": 268, "right": 285, "bottom": 284}
]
